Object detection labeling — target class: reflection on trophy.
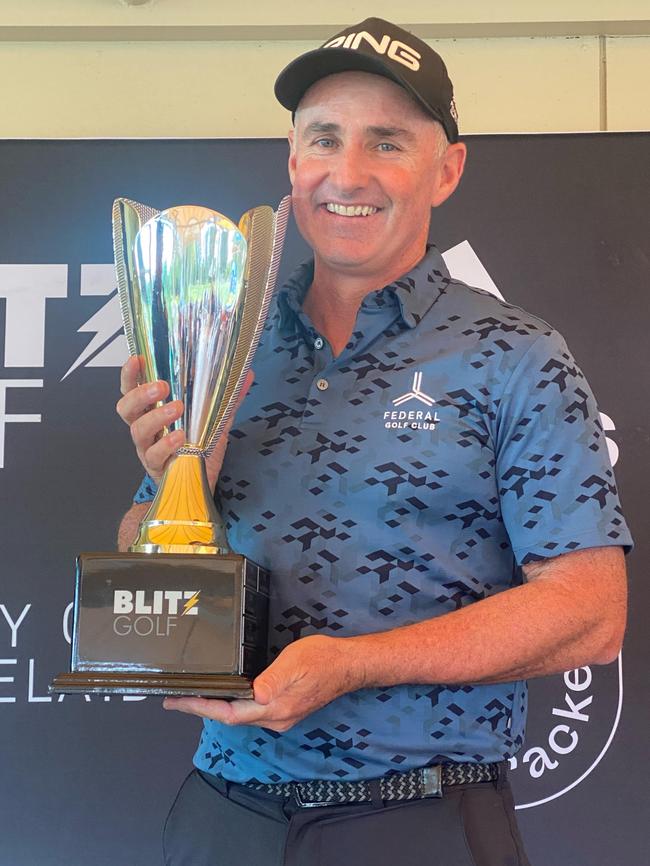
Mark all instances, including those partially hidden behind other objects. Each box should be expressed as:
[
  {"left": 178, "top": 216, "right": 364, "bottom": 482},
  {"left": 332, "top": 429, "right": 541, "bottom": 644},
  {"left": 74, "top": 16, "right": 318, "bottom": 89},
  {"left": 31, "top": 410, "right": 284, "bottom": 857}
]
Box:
[{"left": 51, "top": 196, "right": 291, "bottom": 698}]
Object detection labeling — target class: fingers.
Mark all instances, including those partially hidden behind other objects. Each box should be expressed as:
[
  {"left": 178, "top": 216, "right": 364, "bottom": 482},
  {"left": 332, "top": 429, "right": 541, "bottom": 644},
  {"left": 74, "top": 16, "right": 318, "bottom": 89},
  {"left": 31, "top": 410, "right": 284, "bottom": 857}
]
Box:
[
  {"left": 116, "top": 377, "right": 169, "bottom": 427},
  {"left": 162, "top": 696, "right": 290, "bottom": 730},
  {"left": 139, "top": 427, "right": 186, "bottom": 482},
  {"left": 117, "top": 357, "right": 183, "bottom": 482},
  {"left": 119, "top": 354, "right": 143, "bottom": 396},
  {"left": 129, "top": 399, "right": 182, "bottom": 452}
]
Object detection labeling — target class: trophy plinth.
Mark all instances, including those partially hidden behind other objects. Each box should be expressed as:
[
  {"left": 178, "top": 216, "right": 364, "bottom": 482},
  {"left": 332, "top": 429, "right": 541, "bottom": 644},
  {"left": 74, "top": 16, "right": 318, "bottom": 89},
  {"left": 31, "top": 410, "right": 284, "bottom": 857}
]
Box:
[
  {"left": 51, "top": 196, "right": 290, "bottom": 698},
  {"left": 50, "top": 552, "right": 269, "bottom": 697}
]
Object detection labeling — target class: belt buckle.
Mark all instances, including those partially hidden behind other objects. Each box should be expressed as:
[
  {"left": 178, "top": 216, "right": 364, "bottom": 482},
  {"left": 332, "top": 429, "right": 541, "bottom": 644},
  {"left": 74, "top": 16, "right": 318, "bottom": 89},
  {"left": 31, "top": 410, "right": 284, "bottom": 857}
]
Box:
[
  {"left": 421, "top": 766, "right": 443, "bottom": 798},
  {"left": 293, "top": 784, "right": 334, "bottom": 809}
]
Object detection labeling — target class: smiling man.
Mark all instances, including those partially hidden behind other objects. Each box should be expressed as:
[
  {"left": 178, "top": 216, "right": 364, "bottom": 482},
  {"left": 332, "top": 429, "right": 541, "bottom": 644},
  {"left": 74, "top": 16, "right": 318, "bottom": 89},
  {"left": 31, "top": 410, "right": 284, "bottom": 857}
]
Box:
[{"left": 117, "top": 17, "right": 631, "bottom": 866}]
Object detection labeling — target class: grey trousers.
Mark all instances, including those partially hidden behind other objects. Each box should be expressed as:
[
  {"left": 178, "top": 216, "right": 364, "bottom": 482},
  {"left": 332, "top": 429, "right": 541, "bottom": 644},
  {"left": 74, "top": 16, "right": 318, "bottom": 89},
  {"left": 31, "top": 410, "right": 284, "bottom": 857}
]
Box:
[{"left": 163, "top": 768, "right": 532, "bottom": 866}]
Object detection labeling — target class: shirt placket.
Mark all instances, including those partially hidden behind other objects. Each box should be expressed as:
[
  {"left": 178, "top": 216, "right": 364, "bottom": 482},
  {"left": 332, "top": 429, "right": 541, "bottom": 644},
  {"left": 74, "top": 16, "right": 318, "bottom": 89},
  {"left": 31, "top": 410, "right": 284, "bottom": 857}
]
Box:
[{"left": 295, "top": 298, "right": 402, "bottom": 431}]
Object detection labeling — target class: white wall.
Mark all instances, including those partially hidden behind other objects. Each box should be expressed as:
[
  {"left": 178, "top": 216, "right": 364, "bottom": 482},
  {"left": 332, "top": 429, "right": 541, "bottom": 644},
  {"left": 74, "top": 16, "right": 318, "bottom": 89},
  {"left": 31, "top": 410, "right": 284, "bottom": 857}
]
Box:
[{"left": 0, "top": 1, "right": 648, "bottom": 137}]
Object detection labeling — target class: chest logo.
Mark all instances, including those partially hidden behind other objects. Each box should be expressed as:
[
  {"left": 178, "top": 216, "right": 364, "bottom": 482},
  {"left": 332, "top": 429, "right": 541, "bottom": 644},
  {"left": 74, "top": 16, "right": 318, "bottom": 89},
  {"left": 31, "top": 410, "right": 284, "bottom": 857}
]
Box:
[
  {"left": 392, "top": 371, "right": 435, "bottom": 407},
  {"left": 385, "top": 372, "right": 440, "bottom": 431}
]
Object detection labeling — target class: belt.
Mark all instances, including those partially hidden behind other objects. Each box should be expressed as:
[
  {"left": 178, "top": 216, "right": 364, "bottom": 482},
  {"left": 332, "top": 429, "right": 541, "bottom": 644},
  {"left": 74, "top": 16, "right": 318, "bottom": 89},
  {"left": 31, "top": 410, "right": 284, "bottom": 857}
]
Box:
[{"left": 245, "top": 762, "right": 500, "bottom": 808}]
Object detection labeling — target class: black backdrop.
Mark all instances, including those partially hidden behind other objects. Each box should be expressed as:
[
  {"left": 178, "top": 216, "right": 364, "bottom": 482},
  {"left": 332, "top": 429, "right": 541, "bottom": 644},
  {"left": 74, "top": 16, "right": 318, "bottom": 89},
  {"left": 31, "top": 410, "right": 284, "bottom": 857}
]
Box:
[{"left": 0, "top": 134, "right": 648, "bottom": 865}]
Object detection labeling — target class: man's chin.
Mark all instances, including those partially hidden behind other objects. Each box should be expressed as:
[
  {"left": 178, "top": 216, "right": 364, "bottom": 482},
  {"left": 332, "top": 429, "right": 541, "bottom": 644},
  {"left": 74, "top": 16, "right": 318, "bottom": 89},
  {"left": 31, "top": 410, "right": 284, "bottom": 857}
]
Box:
[{"left": 314, "top": 247, "right": 383, "bottom": 276}]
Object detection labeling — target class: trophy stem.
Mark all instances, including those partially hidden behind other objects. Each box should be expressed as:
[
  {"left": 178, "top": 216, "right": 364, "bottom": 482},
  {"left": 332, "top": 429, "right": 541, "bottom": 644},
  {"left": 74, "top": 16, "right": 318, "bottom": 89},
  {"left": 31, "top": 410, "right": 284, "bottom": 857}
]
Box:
[{"left": 131, "top": 453, "right": 230, "bottom": 554}]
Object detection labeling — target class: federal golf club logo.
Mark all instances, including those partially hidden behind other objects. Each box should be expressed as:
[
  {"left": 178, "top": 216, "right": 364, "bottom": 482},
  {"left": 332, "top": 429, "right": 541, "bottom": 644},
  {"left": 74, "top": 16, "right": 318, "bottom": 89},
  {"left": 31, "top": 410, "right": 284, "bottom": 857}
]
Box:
[
  {"left": 384, "top": 371, "right": 440, "bottom": 431},
  {"left": 112, "top": 589, "right": 200, "bottom": 637},
  {"left": 323, "top": 31, "right": 421, "bottom": 72},
  {"left": 509, "top": 657, "right": 624, "bottom": 809}
]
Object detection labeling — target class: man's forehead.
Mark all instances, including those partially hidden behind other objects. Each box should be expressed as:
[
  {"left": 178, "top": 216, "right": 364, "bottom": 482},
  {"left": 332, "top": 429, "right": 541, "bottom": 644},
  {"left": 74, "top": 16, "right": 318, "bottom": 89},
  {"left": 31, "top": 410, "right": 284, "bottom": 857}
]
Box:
[{"left": 296, "top": 70, "right": 427, "bottom": 119}]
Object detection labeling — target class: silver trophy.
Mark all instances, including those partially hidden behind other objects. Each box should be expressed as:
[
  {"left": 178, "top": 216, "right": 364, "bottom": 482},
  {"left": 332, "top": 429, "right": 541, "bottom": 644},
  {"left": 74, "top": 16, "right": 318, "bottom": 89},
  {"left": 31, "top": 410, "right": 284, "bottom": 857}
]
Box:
[
  {"left": 114, "top": 198, "right": 291, "bottom": 553},
  {"left": 51, "top": 197, "right": 290, "bottom": 698}
]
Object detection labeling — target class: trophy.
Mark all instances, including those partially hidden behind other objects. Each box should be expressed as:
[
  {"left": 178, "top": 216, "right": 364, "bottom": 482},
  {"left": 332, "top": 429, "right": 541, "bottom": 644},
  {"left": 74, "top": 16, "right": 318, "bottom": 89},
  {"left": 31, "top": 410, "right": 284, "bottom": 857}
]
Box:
[{"left": 51, "top": 195, "right": 291, "bottom": 698}]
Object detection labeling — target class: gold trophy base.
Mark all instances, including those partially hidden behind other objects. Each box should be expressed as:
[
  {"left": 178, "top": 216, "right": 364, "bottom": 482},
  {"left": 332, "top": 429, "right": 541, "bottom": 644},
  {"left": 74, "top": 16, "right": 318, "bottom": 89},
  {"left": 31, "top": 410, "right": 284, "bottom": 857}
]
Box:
[{"left": 131, "top": 453, "right": 229, "bottom": 554}]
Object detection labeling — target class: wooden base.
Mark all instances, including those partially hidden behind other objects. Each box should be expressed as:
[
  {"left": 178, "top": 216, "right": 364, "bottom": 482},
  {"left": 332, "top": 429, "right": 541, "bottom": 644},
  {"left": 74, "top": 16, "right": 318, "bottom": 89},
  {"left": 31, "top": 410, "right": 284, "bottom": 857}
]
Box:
[{"left": 50, "top": 670, "right": 254, "bottom": 699}]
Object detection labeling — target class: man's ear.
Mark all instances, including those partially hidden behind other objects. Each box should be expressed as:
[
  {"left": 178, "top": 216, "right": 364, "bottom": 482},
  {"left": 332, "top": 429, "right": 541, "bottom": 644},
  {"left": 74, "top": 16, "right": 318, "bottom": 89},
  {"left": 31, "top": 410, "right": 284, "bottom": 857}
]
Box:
[
  {"left": 288, "top": 128, "right": 296, "bottom": 186},
  {"left": 431, "top": 142, "right": 467, "bottom": 208}
]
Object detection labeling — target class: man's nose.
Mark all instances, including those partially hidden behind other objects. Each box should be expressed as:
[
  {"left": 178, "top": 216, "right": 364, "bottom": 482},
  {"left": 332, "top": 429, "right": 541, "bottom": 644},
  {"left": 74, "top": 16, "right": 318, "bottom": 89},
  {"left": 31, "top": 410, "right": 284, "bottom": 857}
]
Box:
[{"left": 328, "top": 145, "right": 371, "bottom": 194}]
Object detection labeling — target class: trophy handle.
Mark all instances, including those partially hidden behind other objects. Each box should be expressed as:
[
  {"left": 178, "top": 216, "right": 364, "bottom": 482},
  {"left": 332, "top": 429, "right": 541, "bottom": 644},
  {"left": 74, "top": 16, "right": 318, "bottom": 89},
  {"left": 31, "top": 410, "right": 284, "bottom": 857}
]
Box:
[
  {"left": 112, "top": 197, "right": 160, "bottom": 375},
  {"left": 203, "top": 195, "right": 292, "bottom": 455}
]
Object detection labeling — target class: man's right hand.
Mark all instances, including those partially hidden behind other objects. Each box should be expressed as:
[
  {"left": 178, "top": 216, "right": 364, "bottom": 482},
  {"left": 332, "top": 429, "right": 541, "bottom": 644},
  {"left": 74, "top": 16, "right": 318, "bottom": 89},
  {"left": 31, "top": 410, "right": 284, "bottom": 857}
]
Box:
[
  {"left": 116, "top": 355, "right": 185, "bottom": 486},
  {"left": 116, "top": 355, "right": 254, "bottom": 492}
]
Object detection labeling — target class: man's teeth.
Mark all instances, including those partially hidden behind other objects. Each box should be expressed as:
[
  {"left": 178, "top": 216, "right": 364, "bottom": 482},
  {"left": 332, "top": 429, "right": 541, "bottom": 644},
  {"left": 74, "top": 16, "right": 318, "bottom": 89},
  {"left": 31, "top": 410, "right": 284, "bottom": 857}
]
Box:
[{"left": 325, "top": 203, "right": 378, "bottom": 217}]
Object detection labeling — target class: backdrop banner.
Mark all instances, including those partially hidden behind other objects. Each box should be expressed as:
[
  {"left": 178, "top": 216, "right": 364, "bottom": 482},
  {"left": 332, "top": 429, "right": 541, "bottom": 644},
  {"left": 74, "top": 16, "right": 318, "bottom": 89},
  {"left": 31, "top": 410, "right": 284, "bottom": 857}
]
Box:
[{"left": 0, "top": 134, "right": 647, "bottom": 866}]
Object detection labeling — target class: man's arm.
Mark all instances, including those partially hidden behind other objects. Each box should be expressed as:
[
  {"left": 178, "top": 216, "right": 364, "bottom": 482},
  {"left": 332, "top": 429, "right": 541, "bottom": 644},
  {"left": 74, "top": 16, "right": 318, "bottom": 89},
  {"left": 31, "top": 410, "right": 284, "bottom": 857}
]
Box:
[
  {"left": 351, "top": 545, "right": 626, "bottom": 686},
  {"left": 164, "top": 544, "right": 627, "bottom": 731},
  {"left": 118, "top": 502, "right": 150, "bottom": 552}
]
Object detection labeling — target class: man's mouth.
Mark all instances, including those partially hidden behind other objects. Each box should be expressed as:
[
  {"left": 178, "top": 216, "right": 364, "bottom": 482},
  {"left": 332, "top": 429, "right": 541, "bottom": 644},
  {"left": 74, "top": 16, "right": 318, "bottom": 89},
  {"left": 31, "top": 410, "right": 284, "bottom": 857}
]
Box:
[{"left": 324, "top": 203, "right": 379, "bottom": 217}]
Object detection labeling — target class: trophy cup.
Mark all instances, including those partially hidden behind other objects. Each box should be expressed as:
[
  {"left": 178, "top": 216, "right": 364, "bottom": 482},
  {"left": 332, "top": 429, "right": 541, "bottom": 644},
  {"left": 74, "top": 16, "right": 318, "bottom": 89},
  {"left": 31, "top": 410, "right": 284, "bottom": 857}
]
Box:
[{"left": 51, "top": 195, "right": 291, "bottom": 698}]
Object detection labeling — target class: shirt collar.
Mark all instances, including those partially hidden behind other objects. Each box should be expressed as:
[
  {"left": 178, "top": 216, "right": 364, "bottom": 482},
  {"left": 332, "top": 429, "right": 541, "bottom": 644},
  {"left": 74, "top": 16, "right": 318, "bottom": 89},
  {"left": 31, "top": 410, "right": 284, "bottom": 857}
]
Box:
[{"left": 276, "top": 245, "right": 451, "bottom": 334}]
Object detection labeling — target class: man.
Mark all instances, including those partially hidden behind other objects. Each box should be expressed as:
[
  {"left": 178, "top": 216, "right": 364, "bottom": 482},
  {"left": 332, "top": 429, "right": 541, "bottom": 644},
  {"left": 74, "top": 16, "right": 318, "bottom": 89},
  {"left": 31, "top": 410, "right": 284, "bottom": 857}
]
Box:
[{"left": 117, "top": 18, "right": 631, "bottom": 866}]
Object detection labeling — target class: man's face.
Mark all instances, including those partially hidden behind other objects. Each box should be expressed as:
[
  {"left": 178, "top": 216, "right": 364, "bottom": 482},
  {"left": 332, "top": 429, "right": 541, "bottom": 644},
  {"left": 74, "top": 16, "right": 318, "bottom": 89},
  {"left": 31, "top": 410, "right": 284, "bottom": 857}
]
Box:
[{"left": 288, "top": 71, "right": 465, "bottom": 283}]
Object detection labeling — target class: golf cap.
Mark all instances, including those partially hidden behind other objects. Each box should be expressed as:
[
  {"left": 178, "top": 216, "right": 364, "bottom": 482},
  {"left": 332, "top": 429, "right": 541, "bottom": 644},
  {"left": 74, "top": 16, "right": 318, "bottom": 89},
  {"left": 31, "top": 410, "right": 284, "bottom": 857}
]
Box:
[{"left": 274, "top": 17, "right": 459, "bottom": 142}]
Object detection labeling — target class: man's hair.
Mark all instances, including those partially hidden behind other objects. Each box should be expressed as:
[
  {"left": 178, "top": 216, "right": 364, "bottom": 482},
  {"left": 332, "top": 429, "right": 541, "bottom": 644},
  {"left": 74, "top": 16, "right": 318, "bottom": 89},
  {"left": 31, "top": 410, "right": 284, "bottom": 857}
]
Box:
[{"left": 432, "top": 122, "right": 449, "bottom": 160}]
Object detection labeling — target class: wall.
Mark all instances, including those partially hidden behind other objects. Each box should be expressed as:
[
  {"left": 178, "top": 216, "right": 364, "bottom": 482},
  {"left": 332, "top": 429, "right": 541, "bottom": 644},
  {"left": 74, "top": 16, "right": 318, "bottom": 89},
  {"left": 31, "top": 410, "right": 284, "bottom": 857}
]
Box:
[{"left": 0, "top": 1, "right": 648, "bottom": 138}]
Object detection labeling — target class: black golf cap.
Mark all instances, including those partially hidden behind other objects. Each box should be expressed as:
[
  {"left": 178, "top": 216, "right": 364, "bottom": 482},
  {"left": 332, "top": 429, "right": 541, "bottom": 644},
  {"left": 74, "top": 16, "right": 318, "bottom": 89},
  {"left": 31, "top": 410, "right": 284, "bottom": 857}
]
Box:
[{"left": 274, "top": 17, "right": 459, "bottom": 143}]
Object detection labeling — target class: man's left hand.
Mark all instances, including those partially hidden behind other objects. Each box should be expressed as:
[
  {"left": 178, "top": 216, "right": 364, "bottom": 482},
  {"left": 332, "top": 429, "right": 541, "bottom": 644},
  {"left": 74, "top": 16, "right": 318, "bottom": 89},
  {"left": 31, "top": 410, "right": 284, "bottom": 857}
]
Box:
[{"left": 163, "top": 634, "right": 362, "bottom": 732}]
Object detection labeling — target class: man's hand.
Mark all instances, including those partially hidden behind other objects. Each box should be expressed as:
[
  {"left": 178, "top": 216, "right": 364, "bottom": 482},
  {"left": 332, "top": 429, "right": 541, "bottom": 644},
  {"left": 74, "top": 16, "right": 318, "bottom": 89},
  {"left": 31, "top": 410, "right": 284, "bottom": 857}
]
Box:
[
  {"left": 116, "top": 355, "right": 253, "bottom": 491},
  {"left": 163, "top": 635, "right": 363, "bottom": 732},
  {"left": 116, "top": 355, "right": 184, "bottom": 486}
]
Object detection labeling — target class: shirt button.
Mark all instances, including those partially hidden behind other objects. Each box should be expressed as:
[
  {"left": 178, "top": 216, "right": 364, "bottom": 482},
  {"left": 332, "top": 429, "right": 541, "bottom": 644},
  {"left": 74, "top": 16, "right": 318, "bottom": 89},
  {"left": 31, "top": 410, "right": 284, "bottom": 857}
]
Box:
[
  {"left": 314, "top": 336, "right": 324, "bottom": 350},
  {"left": 316, "top": 378, "right": 329, "bottom": 391}
]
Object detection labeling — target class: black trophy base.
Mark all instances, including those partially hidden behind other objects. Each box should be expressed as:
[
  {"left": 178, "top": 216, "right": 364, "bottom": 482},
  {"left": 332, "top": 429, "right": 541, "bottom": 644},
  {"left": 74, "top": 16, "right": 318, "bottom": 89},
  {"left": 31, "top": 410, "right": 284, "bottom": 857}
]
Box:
[
  {"left": 50, "top": 671, "right": 254, "bottom": 699},
  {"left": 50, "top": 551, "right": 270, "bottom": 699}
]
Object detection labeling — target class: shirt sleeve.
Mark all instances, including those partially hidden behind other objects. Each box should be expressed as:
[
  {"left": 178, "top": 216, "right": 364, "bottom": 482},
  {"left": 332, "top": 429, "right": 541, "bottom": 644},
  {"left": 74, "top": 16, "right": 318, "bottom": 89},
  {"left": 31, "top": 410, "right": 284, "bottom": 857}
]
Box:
[
  {"left": 494, "top": 330, "right": 633, "bottom": 565},
  {"left": 133, "top": 473, "right": 158, "bottom": 504}
]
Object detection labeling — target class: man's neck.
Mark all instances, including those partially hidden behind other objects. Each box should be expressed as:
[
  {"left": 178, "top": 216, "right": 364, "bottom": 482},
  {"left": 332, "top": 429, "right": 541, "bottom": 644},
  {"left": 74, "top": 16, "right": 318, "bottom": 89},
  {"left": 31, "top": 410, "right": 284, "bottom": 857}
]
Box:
[{"left": 303, "top": 249, "right": 426, "bottom": 356}]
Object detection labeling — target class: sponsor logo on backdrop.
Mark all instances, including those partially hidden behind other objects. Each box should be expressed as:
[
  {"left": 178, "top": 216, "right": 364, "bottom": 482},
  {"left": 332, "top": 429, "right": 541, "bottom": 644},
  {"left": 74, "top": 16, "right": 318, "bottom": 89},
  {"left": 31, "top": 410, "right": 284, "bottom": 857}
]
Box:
[
  {"left": 510, "top": 660, "right": 623, "bottom": 810},
  {"left": 0, "top": 263, "right": 126, "bottom": 469},
  {"left": 0, "top": 601, "right": 144, "bottom": 703},
  {"left": 0, "top": 244, "right": 625, "bottom": 801}
]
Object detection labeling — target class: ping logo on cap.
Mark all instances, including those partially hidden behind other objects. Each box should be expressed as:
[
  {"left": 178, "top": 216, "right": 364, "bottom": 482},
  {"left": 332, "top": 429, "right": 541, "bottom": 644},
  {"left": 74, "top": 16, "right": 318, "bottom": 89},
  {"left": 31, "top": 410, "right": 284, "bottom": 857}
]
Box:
[{"left": 323, "top": 31, "right": 421, "bottom": 72}]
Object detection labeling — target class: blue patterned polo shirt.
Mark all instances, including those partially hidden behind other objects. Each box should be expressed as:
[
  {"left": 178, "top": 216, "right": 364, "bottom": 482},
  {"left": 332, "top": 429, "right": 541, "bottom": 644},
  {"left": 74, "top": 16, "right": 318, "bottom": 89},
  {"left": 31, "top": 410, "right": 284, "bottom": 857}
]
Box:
[{"left": 135, "top": 246, "right": 632, "bottom": 783}]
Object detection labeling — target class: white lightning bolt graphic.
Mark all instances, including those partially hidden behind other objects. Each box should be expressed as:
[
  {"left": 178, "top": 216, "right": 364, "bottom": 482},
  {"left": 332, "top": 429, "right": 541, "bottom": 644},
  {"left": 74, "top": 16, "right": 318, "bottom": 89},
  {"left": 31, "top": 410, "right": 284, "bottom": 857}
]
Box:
[
  {"left": 441, "top": 240, "right": 504, "bottom": 300},
  {"left": 61, "top": 292, "right": 127, "bottom": 381}
]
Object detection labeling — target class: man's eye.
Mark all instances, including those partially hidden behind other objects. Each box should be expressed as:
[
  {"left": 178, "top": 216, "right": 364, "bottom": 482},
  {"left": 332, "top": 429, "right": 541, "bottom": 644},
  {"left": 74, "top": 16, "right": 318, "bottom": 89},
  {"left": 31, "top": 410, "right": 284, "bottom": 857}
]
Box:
[
  {"left": 377, "top": 142, "right": 398, "bottom": 152},
  {"left": 315, "top": 138, "right": 336, "bottom": 148}
]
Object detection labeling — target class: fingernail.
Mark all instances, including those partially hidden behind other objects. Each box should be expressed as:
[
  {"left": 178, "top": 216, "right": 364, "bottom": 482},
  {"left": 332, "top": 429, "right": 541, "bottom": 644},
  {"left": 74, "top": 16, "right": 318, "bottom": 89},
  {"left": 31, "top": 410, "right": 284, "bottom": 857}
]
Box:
[
  {"left": 164, "top": 402, "right": 179, "bottom": 417},
  {"left": 147, "top": 385, "right": 160, "bottom": 399}
]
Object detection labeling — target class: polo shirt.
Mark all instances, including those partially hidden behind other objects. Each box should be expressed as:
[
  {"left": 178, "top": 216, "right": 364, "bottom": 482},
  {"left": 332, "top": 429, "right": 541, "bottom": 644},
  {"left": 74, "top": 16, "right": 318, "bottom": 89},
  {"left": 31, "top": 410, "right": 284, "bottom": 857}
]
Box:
[{"left": 135, "top": 246, "right": 632, "bottom": 784}]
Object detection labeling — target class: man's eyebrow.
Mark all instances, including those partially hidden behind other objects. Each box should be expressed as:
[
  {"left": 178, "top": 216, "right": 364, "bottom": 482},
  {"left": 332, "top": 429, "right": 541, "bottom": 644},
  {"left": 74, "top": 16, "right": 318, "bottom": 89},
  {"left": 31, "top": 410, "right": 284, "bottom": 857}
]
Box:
[
  {"left": 367, "top": 126, "right": 417, "bottom": 142},
  {"left": 300, "top": 122, "right": 417, "bottom": 142},
  {"left": 302, "top": 121, "right": 341, "bottom": 138}
]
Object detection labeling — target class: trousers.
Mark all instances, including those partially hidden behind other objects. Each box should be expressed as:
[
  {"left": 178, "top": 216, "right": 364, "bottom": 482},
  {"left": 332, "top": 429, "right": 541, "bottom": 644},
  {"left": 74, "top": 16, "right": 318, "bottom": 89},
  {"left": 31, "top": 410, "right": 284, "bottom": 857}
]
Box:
[{"left": 163, "top": 768, "right": 532, "bottom": 866}]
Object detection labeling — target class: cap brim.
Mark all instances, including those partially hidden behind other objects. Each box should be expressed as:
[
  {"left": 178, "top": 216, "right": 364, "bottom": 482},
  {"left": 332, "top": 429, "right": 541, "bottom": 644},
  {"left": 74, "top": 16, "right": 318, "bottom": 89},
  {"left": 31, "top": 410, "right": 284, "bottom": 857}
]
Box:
[{"left": 274, "top": 47, "right": 454, "bottom": 140}]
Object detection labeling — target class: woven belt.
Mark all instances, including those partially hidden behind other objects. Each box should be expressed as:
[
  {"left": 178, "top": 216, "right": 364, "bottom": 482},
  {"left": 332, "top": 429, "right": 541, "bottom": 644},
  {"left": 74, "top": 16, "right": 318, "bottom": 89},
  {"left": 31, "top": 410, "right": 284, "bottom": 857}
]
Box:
[{"left": 246, "top": 762, "right": 499, "bottom": 808}]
